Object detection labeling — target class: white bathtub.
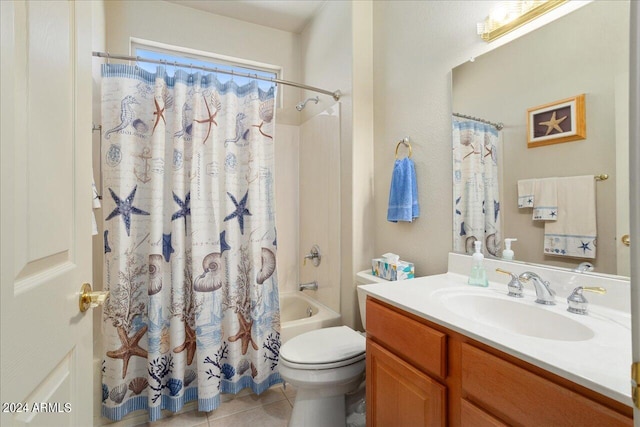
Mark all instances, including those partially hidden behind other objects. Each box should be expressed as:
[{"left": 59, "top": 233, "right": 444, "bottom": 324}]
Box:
[{"left": 279, "top": 291, "right": 342, "bottom": 343}]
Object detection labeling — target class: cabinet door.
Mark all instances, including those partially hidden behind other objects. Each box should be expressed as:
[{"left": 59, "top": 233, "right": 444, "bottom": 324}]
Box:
[{"left": 367, "top": 339, "right": 445, "bottom": 427}]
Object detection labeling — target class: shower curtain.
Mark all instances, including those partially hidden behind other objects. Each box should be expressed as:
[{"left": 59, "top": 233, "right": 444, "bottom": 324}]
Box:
[
  {"left": 452, "top": 119, "right": 501, "bottom": 256},
  {"left": 100, "top": 64, "right": 281, "bottom": 421}
]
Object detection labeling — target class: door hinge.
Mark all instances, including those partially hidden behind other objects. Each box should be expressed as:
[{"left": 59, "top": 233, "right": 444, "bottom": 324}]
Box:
[{"left": 632, "top": 362, "right": 640, "bottom": 409}]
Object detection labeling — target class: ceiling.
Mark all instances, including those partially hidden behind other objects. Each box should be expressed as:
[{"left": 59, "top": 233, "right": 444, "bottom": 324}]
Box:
[{"left": 165, "top": 0, "right": 327, "bottom": 34}]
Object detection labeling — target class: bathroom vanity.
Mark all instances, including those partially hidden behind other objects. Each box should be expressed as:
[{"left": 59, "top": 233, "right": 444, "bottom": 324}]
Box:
[{"left": 361, "top": 254, "right": 633, "bottom": 426}]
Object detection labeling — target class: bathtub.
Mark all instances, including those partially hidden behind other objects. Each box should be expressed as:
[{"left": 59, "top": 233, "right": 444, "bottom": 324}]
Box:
[{"left": 279, "top": 291, "right": 342, "bottom": 343}]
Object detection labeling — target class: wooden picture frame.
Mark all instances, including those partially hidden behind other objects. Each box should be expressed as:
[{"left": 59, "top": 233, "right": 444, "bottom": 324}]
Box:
[{"left": 527, "top": 94, "right": 586, "bottom": 148}]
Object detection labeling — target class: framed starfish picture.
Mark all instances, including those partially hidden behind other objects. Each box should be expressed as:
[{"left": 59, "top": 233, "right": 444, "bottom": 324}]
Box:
[{"left": 527, "top": 94, "right": 586, "bottom": 148}]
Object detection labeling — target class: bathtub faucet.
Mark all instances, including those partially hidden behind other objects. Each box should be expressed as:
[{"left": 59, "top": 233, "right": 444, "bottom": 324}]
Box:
[{"left": 299, "top": 281, "right": 318, "bottom": 291}]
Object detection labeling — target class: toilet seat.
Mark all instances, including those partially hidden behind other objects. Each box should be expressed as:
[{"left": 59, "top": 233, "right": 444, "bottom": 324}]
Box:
[{"left": 280, "top": 326, "right": 365, "bottom": 370}]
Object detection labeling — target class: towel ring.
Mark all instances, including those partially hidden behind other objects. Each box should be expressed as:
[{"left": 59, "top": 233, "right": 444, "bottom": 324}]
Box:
[{"left": 395, "top": 137, "right": 412, "bottom": 159}]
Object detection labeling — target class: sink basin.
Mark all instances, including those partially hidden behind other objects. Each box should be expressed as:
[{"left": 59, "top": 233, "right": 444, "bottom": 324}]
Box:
[{"left": 440, "top": 293, "right": 595, "bottom": 341}]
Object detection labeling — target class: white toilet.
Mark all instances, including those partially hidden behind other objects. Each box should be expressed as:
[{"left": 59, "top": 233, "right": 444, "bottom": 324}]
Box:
[{"left": 279, "top": 270, "right": 387, "bottom": 427}]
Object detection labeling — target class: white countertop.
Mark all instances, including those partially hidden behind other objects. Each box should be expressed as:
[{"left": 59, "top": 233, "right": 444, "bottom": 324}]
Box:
[{"left": 360, "top": 271, "right": 632, "bottom": 407}]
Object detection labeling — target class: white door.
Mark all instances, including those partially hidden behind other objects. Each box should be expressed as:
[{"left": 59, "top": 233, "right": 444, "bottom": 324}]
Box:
[
  {"left": 1, "top": 1, "right": 94, "bottom": 426},
  {"left": 631, "top": 1, "right": 640, "bottom": 426}
]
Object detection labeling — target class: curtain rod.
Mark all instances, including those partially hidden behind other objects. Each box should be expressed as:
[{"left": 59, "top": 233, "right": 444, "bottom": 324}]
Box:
[
  {"left": 93, "top": 51, "right": 342, "bottom": 101},
  {"left": 453, "top": 112, "right": 504, "bottom": 131}
]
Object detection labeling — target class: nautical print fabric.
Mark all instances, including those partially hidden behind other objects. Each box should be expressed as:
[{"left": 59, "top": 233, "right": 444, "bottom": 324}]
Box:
[
  {"left": 452, "top": 119, "right": 501, "bottom": 256},
  {"left": 100, "top": 64, "right": 281, "bottom": 421}
]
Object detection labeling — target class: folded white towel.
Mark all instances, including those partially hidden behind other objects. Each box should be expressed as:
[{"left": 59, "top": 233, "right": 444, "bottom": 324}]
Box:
[
  {"left": 517, "top": 179, "right": 535, "bottom": 208},
  {"left": 543, "top": 176, "right": 596, "bottom": 259},
  {"left": 532, "top": 178, "right": 557, "bottom": 221}
]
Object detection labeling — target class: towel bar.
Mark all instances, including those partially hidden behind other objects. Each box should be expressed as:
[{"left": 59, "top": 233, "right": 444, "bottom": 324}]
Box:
[{"left": 395, "top": 137, "right": 412, "bottom": 159}]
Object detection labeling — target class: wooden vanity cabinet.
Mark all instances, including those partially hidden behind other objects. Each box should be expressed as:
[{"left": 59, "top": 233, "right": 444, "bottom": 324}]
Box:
[{"left": 365, "top": 297, "right": 633, "bottom": 427}]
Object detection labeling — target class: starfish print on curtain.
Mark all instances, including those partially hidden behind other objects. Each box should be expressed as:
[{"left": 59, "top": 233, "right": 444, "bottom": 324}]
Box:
[
  {"left": 224, "top": 191, "right": 251, "bottom": 235},
  {"left": 105, "top": 186, "right": 150, "bottom": 236},
  {"left": 171, "top": 191, "right": 191, "bottom": 229},
  {"left": 194, "top": 94, "right": 219, "bottom": 144},
  {"left": 152, "top": 98, "right": 165, "bottom": 134},
  {"left": 228, "top": 312, "right": 258, "bottom": 355},
  {"left": 173, "top": 323, "right": 196, "bottom": 365},
  {"left": 106, "top": 325, "right": 149, "bottom": 379},
  {"left": 162, "top": 233, "right": 174, "bottom": 262}
]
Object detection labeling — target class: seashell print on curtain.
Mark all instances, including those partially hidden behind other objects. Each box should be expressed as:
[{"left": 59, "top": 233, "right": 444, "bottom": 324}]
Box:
[
  {"left": 452, "top": 119, "right": 501, "bottom": 257},
  {"left": 100, "top": 64, "right": 281, "bottom": 421}
]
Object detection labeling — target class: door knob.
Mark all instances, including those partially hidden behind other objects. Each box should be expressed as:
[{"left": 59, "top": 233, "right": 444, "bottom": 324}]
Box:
[
  {"left": 79, "top": 283, "right": 109, "bottom": 312},
  {"left": 622, "top": 234, "right": 630, "bottom": 247}
]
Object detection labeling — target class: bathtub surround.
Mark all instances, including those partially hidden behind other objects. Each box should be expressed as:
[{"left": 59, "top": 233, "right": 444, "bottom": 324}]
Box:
[{"left": 100, "top": 66, "right": 281, "bottom": 421}]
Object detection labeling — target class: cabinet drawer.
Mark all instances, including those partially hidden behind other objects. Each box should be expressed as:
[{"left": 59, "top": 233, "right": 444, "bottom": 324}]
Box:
[
  {"left": 461, "top": 343, "right": 632, "bottom": 427},
  {"left": 366, "top": 298, "right": 447, "bottom": 379}
]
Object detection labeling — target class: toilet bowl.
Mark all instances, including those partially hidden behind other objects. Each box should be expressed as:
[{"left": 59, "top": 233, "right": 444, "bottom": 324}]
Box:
[{"left": 279, "top": 270, "right": 387, "bottom": 427}]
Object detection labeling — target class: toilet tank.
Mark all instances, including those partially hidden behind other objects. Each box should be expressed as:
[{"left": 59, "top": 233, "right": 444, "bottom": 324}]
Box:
[{"left": 356, "top": 270, "right": 388, "bottom": 330}]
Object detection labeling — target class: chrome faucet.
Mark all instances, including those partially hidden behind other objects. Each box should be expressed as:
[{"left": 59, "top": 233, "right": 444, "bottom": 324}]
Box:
[
  {"left": 495, "top": 269, "right": 524, "bottom": 298},
  {"left": 299, "top": 281, "right": 318, "bottom": 291},
  {"left": 573, "top": 262, "right": 594, "bottom": 273},
  {"left": 518, "top": 272, "right": 556, "bottom": 305},
  {"left": 567, "top": 286, "right": 606, "bottom": 315},
  {"left": 303, "top": 244, "right": 322, "bottom": 267}
]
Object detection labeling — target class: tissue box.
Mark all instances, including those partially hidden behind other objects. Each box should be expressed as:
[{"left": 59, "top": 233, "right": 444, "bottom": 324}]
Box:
[{"left": 371, "top": 258, "right": 415, "bottom": 281}]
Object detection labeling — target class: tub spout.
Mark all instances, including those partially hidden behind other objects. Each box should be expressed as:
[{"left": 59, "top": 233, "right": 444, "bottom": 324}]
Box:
[{"left": 298, "top": 281, "right": 318, "bottom": 291}]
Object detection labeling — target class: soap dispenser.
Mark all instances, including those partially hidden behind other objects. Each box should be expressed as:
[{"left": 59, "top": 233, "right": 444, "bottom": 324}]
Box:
[
  {"left": 502, "top": 238, "right": 517, "bottom": 260},
  {"left": 468, "top": 240, "right": 489, "bottom": 287}
]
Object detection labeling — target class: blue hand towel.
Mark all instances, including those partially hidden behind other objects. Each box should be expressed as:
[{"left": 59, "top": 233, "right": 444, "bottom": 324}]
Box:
[{"left": 387, "top": 157, "right": 420, "bottom": 222}]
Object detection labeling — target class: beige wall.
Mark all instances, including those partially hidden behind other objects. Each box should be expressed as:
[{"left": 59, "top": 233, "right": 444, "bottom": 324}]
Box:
[{"left": 452, "top": 1, "right": 628, "bottom": 274}]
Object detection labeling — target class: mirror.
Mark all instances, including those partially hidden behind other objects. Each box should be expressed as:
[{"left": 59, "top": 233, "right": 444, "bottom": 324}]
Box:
[{"left": 452, "top": 1, "right": 630, "bottom": 277}]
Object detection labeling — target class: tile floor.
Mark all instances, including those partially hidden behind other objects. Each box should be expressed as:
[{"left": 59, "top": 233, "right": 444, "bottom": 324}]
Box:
[{"left": 140, "top": 384, "right": 296, "bottom": 427}]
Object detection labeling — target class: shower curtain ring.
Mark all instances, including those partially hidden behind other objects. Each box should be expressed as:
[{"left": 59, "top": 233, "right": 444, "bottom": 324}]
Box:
[{"left": 106, "top": 52, "right": 110, "bottom": 65}]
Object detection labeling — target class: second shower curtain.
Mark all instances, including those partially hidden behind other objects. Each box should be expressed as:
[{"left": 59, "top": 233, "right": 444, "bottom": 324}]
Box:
[
  {"left": 452, "top": 119, "right": 501, "bottom": 256},
  {"left": 100, "top": 64, "right": 281, "bottom": 421}
]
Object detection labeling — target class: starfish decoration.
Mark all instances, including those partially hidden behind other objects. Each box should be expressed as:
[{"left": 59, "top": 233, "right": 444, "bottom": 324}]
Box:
[
  {"left": 194, "top": 94, "right": 218, "bottom": 144},
  {"left": 228, "top": 312, "right": 258, "bottom": 355},
  {"left": 104, "top": 230, "right": 111, "bottom": 254},
  {"left": 538, "top": 111, "right": 567, "bottom": 135},
  {"left": 579, "top": 241, "right": 592, "bottom": 253},
  {"left": 252, "top": 121, "right": 273, "bottom": 139},
  {"left": 224, "top": 191, "right": 252, "bottom": 235},
  {"left": 484, "top": 144, "right": 493, "bottom": 158},
  {"left": 152, "top": 98, "right": 165, "bottom": 135},
  {"left": 550, "top": 211, "right": 557, "bottom": 217},
  {"left": 105, "top": 186, "right": 150, "bottom": 237},
  {"left": 106, "top": 325, "right": 148, "bottom": 379},
  {"left": 219, "top": 230, "right": 231, "bottom": 254},
  {"left": 173, "top": 323, "right": 197, "bottom": 365},
  {"left": 171, "top": 192, "right": 191, "bottom": 230},
  {"left": 162, "top": 233, "right": 174, "bottom": 262},
  {"left": 494, "top": 200, "right": 500, "bottom": 222}
]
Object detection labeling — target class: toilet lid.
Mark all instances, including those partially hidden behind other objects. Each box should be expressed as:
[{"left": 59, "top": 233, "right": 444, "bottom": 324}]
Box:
[{"left": 280, "top": 326, "right": 365, "bottom": 365}]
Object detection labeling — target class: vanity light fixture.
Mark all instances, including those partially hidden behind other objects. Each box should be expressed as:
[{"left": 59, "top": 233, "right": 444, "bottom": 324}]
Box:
[{"left": 477, "top": 0, "right": 567, "bottom": 42}]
